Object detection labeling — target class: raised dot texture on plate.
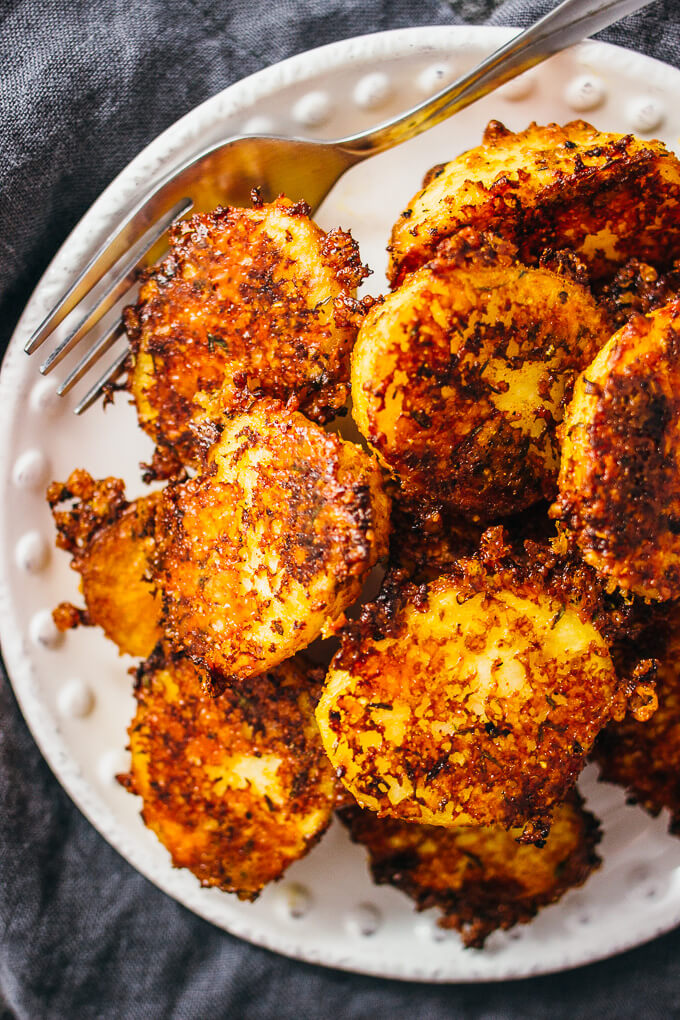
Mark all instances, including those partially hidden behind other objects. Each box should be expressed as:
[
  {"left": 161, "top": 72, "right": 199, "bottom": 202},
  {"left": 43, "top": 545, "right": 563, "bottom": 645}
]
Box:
[
  {"left": 15, "top": 531, "right": 49, "bottom": 573},
  {"left": 276, "top": 882, "right": 312, "bottom": 919},
  {"left": 414, "top": 915, "right": 450, "bottom": 942},
  {"left": 627, "top": 862, "right": 668, "bottom": 903},
  {"left": 30, "top": 378, "right": 61, "bottom": 416},
  {"left": 13, "top": 449, "right": 49, "bottom": 491},
  {"left": 417, "top": 63, "right": 455, "bottom": 94},
  {"left": 627, "top": 96, "right": 665, "bottom": 132},
  {"left": 345, "top": 902, "right": 381, "bottom": 937},
  {"left": 242, "top": 115, "right": 275, "bottom": 135},
  {"left": 353, "top": 73, "right": 392, "bottom": 110},
  {"left": 58, "top": 679, "right": 95, "bottom": 719},
  {"left": 30, "top": 609, "right": 63, "bottom": 650},
  {"left": 293, "top": 91, "right": 333, "bottom": 128},
  {"left": 565, "top": 75, "right": 606, "bottom": 111},
  {"left": 498, "top": 71, "right": 535, "bottom": 101},
  {"left": 564, "top": 894, "right": 592, "bottom": 928}
]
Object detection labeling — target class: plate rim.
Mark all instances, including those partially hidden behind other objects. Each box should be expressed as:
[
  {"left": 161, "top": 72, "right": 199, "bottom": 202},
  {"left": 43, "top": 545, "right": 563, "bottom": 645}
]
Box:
[{"left": 4, "top": 23, "right": 680, "bottom": 983}]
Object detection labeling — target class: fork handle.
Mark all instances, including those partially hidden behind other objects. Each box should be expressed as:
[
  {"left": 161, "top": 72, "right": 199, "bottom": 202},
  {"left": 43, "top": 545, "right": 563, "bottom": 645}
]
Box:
[{"left": 338, "top": 0, "right": 656, "bottom": 157}]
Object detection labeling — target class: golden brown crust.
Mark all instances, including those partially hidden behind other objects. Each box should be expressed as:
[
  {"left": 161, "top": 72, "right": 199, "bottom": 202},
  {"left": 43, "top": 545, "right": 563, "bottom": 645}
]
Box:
[
  {"left": 554, "top": 298, "right": 680, "bottom": 600},
  {"left": 338, "top": 791, "right": 601, "bottom": 948},
  {"left": 385, "top": 498, "right": 559, "bottom": 587},
  {"left": 125, "top": 197, "right": 369, "bottom": 464},
  {"left": 47, "top": 469, "right": 128, "bottom": 552},
  {"left": 155, "top": 400, "right": 390, "bottom": 690},
  {"left": 480, "top": 525, "right": 661, "bottom": 667},
  {"left": 386, "top": 502, "right": 485, "bottom": 584},
  {"left": 594, "top": 605, "right": 680, "bottom": 831},
  {"left": 120, "top": 650, "right": 336, "bottom": 899},
  {"left": 352, "top": 230, "right": 609, "bottom": 519},
  {"left": 389, "top": 120, "right": 680, "bottom": 288},
  {"left": 48, "top": 470, "right": 162, "bottom": 657},
  {"left": 597, "top": 258, "right": 680, "bottom": 331},
  {"left": 317, "top": 549, "right": 623, "bottom": 832}
]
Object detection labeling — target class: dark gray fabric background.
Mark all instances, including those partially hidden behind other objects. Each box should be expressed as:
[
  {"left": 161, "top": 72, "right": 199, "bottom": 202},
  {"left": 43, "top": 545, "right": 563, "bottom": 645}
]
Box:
[{"left": 2, "top": 1, "right": 680, "bottom": 1017}]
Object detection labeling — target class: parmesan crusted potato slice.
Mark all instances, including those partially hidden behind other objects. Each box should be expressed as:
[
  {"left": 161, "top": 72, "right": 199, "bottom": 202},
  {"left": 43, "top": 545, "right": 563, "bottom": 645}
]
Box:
[
  {"left": 121, "top": 652, "right": 336, "bottom": 899},
  {"left": 594, "top": 605, "right": 680, "bottom": 832},
  {"left": 48, "top": 470, "right": 162, "bottom": 658},
  {"left": 554, "top": 298, "right": 680, "bottom": 600},
  {"left": 156, "top": 400, "right": 390, "bottom": 691},
  {"left": 352, "top": 233, "right": 608, "bottom": 518},
  {"left": 317, "top": 566, "right": 621, "bottom": 831},
  {"left": 388, "top": 120, "right": 680, "bottom": 288},
  {"left": 124, "top": 196, "right": 368, "bottom": 465},
  {"left": 339, "top": 791, "right": 601, "bottom": 948}
]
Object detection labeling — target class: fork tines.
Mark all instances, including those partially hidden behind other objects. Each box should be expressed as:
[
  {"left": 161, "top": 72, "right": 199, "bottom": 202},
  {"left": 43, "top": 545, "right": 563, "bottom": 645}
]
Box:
[{"left": 26, "top": 196, "right": 193, "bottom": 411}]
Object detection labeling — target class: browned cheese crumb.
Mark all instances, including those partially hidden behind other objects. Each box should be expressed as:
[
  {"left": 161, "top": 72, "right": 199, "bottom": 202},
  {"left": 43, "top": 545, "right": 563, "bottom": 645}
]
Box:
[
  {"left": 597, "top": 258, "right": 680, "bottom": 330},
  {"left": 594, "top": 604, "right": 680, "bottom": 832}
]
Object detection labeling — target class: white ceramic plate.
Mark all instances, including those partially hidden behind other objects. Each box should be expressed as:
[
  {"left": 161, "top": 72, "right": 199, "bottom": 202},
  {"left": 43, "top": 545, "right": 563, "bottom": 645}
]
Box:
[{"left": 4, "top": 25, "right": 680, "bottom": 983}]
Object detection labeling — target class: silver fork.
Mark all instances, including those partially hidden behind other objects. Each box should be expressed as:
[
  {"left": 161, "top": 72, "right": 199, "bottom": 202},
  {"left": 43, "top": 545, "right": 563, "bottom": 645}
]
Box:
[{"left": 26, "top": 0, "right": 654, "bottom": 413}]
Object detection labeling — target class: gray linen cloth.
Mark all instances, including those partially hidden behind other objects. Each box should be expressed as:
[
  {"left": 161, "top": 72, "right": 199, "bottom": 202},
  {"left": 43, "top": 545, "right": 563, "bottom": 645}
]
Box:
[{"left": 2, "top": 1, "right": 680, "bottom": 1017}]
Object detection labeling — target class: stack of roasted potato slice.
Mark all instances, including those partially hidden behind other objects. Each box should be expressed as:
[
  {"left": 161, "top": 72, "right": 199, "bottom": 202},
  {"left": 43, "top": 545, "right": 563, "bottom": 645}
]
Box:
[{"left": 48, "top": 119, "right": 680, "bottom": 945}]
